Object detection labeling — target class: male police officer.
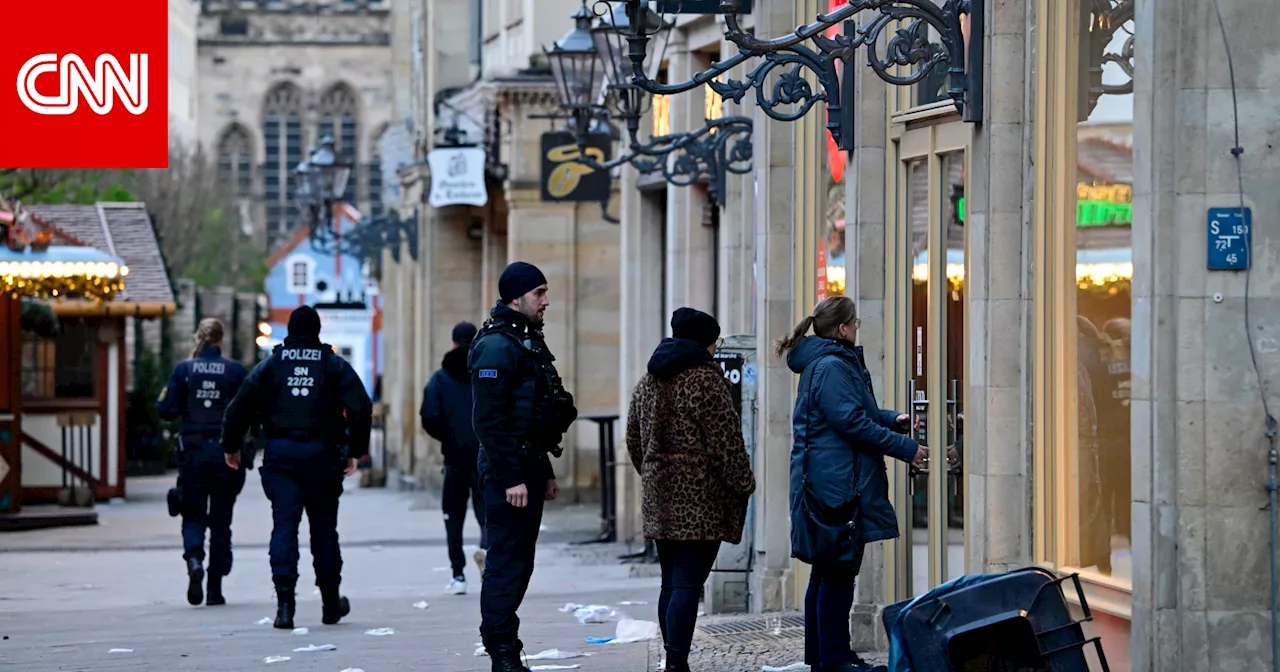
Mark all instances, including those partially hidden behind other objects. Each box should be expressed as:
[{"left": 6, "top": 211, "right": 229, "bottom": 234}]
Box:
[
  {"left": 472, "top": 262, "right": 579, "bottom": 671},
  {"left": 157, "top": 318, "right": 248, "bottom": 607},
  {"left": 220, "top": 306, "right": 373, "bottom": 629}
]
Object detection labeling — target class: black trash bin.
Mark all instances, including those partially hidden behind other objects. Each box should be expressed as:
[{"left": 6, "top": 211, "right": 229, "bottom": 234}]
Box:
[
  {"left": 579, "top": 414, "right": 618, "bottom": 544},
  {"left": 882, "top": 567, "right": 1110, "bottom": 672}
]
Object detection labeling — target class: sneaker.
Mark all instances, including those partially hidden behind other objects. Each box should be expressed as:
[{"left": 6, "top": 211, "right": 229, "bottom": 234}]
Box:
[
  {"left": 473, "top": 548, "right": 487, "bottom": 576},
  {"left": 445, "top": 577, "right": 467, "bottom": 595}
]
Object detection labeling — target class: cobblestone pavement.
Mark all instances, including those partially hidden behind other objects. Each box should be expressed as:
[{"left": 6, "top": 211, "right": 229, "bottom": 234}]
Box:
[{"left": 683, "top": 613, "right": 888, "bottom": 672}]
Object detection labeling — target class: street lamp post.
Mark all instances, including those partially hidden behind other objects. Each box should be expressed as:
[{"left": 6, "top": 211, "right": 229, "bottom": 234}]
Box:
[
  {"left": 294, "top": 136, "right": 419, "bottom": 265},
  {"left": 543, "top": 1, "right": 755, "bottom": 207}
]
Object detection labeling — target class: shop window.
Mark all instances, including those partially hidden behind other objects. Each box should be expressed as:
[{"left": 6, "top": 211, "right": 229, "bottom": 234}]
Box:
[
  {"left": 1036, "top": 0, "right": 1135, "bottom": 586},
  {"left": 21, "top": 322, "right": 98, "bottom": 400}
]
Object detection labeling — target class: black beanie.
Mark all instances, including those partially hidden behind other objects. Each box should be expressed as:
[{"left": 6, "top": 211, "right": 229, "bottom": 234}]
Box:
[
  {"left": 671, "top": 307, "right": 720, "bottom": 348},
  {"left": 288, "top": 305, "right": 322, "bottom": 340},
  {"left": 451, "top": 321, "right": 478, "bottom": 345},
  {"left": 499, "top": 261, "right": 548, "bottom": 303}
]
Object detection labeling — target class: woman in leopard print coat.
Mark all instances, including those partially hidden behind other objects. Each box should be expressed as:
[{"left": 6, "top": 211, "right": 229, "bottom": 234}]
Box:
[{"left": 626, "top": 308, "right": 757, "bottom": 672}]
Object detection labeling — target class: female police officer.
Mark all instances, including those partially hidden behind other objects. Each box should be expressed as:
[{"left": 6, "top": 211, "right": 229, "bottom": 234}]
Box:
[{"left": 157, "top": 318, "right": 249, "bottom": 607}]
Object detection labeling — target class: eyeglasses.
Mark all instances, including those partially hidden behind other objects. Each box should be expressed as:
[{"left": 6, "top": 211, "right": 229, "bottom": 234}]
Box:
[
  {"left": 852, "top": 318, "right": 861, "bottom": 329},
  {"left": 715, "top": 337, "right": 725, "bottom": 349}
]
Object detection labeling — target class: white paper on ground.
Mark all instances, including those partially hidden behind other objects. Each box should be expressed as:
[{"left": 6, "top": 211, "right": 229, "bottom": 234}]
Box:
[
  {"left": 530, "top": 666, "right": 580, "bottom": 671},
  {"left": 364, "top": 627, "right": 396, "bottom": 636},
  {"left": 573, "top": 605, "right": 618, "bottom": 624},
  {"left": 255, "top": 617, "right": 273, "bottom": 625},
  {"left": 474, "top": 647, "right": 488, "bottom": 657},
  {"left": 618, "top": 600, "right": 648, "bottom": 605},
  {"left": 291, "top": 627, "right": 309, "bottom": 635},
  {"left": 609, "top": 618, "right": 660, "bottom": 644},
  {"left": 558, "top": 603, "right": 583, "bottom": 613},
  {"left": 339, "top": 669, "right": 366, "bottom": 672},
  {"left": 263, "top": 656, "right": 291, "bottom": 664},
  {"left": 413, "top": 601, "right": 430, "bottom": 609},
  {"left": 432, "top": 567, "right": 450, "bottom": 572},
  {"left": 292, "top": 644, "right": 337, "bottom": 652},
  {"left": 761, "top": 664, "right": 809, "bottom": 672},
  {"left": 108, "top": 649, "right": 133, "bottom": 653},
  {"left": 526, "top": 649, "right": 592, "bottom": 660}
]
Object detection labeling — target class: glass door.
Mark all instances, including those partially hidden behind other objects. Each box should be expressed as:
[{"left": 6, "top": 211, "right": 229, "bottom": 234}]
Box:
[{"left": 885, "top": 121, "right": 969, "bottom": 600}]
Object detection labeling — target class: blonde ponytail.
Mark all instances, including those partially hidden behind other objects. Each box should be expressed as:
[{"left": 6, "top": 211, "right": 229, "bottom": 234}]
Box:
[{"left": 191, "top": 318, "right": 225, "bottom": 359}]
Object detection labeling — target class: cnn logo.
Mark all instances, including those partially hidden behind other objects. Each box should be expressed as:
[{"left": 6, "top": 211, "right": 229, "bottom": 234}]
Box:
[{"left": 16, "top": 53, "right": 149, "bottom": 116}]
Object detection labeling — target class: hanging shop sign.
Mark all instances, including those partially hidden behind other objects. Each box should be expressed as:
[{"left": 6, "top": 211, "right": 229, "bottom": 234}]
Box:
[
  {"left": 426, "top": 146, "right": 488, "bottom": 208},
  {"left": 540, "top": 131, "right": 612, "bottom": 203}
]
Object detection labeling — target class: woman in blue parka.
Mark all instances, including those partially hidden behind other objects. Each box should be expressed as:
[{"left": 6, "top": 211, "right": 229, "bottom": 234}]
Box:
[{"left": 775, "top": 296, "right": 927, "bottom": 672}]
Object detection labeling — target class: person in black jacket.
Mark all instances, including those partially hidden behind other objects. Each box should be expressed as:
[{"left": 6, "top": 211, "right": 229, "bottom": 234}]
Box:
[
  {"left": 471, "top": 261, "right": 578, "bottom": 672},
  {"left": 157, "top": 318, "right": 248, "bottom": 607},
  {"left": 221, "top": 306, "right": 373, "bottom": 630},
  {"left": 422, "top": 320, "right": 487, "bottom": 595}
]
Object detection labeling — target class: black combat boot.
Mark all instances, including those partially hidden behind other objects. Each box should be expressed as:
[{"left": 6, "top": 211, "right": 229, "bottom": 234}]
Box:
[
  {"left": 320, "top": 586, "right": 350, "bottom": 625},
  {"left": 205, "top": 574, "right": 225, "bottom": 606},
  {"left": 273, "top": 590, "right": 296, "bottom": 630},
  {"left": 487, "top": 641, "right": 531, "bottom": 672},
  {"left": 663, "top": 647, "right": 691, "bottom": 672},
  {"left": 185, "top": 558, "right": 204, "bottom": 606}
]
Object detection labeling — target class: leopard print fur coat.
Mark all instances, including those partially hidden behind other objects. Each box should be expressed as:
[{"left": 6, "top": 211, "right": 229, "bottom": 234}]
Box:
[{"left": 626, "top": 360, "right": 757, "bottom": 543}]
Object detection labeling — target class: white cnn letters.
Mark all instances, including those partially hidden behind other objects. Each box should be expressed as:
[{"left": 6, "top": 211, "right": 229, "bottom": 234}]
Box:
[{"left": 16, "top": 53, "right": 149, "bottom": 116}]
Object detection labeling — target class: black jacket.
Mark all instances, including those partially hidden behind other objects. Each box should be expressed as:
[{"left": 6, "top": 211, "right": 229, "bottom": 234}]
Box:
[
  {"left": 787, "top": 337, "right": 917, "bottom": 559},
  {"left": 421, "top": 346, "right": 479, "bottom": 469},
  {"left": 220, "top": 336, "right": 374, "bottom": 459},
  {"left": 157, "top": 345, "right": 248, "bottom": 435},
  {"left": 469, "top": 302, "right": 577, "bottom": 489}
]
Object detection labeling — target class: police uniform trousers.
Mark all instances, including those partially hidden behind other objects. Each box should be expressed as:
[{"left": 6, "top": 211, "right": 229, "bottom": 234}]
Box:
[
  {"left": 180, "top": 436, "right": 247, "bottom": 577},
  {"left": 443, "top": 463, "right": 487, "bottom": 577},
  {"left": 259, "top": 438, "right": 345, "bottom": 592},
  {"left": 479, "top": 458, "right": 548, "bottom": 652}
]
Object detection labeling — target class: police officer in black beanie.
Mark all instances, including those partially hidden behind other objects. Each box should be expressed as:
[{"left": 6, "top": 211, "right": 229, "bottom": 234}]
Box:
[
  {"left": 471, "top": 261, "right": 578, "bottom": 671},
  {"left": 220, "top": 305, "right": 374, "bottom": 629}
]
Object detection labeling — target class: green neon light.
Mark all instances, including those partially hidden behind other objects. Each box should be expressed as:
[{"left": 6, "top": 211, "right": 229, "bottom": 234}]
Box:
[{"left": 953, "top": 196, "right": 1129, "bottom": 226}]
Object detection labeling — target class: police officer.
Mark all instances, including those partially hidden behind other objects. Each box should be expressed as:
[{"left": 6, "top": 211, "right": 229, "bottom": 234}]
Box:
[
  {"left": 157, "top": 318, "right": 249, "bottom": 607},
  {"left": 472, "top": 262, "right": 578, "bottom": 671},
  {"left": 220, "top": 306, "right": 373, "bottom": 629}
]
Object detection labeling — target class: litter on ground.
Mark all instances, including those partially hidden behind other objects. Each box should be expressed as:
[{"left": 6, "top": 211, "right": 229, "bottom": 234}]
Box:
[
  {"left": 365, "top": 627, "right": 396, "bottom": 636},
  {"left": 585, "top": 637, "right": 613, "bottom": 644},
  {"left": 762, "top": 664, "right": 809, "bottom": 672},
  {"left": 263, "top": 656, "right": 291, "bottom": 664},
  {"left": 108, "top": 648, "right": 133, "bottom": 653},
  {"left": 291, "top": 627, "right": 309, "bottom": 635},
  {"left": 413, "top": 601, "right": 429, "bottom": 609},
  {"left": 530, "top": 666, "right": 580, "bottom": 671},
  {"left": 292, "top": 644, "right": 337, "bottom": 652},
  {"left": 256, "top": 617, "right": 273, "bottom": 625},
  {"left": 527, "top": 649, "right": 592, "bottom": 660},
  {"left": 618, "top": 600, "right": 648, "bottom": 606},
  {"left": 573, "top": 605, "right": 618, "bottom": 624},
  {"left": 610, "top": 618, "right": 660, "bottom": 644}
]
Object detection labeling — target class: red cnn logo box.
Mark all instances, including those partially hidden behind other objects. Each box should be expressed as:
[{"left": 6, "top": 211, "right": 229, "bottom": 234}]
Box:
[{"left": 0, "top": 1, "right": 169, "bottom": 169}]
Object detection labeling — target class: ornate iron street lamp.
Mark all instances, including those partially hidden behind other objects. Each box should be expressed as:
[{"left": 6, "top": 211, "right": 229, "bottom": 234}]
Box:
[
  {"left": 295, "top": 136, "right": 419, "bottom": 264},
  {"left": 543, "top": 1, "right": 754, "bottom": 206},
  {"left": 617, "top": 0, "right": 984, "bottom": 152}
]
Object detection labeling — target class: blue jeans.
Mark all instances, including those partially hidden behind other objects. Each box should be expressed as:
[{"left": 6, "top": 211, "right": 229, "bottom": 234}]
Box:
[
  {"left": 179, "top": 438, "right": 245, "bottom": 576},
  {"left": 655, "top": 540, "right": 721, "bottom": 653},
  {"left": 259, "top": 439, "right": 345, "bottom": 592},
  {"left": 804, "top": 545, "right": 866, "bottom": 668}
]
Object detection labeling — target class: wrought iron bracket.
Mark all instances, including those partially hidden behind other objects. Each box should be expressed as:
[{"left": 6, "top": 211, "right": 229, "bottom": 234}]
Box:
[
  {"left": 307, "top": 206, "right": 419, "bottom": 265},
  {"left": 622, "top": 0, "right": 984, "bottom": 150},
  {"left": 556, "top": 106, "right": 754, "bottom": 207}
]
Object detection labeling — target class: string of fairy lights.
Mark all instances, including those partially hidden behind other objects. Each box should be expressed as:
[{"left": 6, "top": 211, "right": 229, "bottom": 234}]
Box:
[{"left": 0, "top": 197, "right": 130, "bottom": 302}]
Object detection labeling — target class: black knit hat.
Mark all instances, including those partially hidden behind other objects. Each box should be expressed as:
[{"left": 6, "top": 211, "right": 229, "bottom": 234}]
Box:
[
  {"left": 671, "top": 307, "right": 720, "bottom": 348},
  {"left": 499, "top": 261, "right": 548, "bottom": 303},
  {"left": 288, "top": 305, "right": 322, "bottom": 339},
  {"left": 451, "top": 321, "right": 478, "bottom": 345}
]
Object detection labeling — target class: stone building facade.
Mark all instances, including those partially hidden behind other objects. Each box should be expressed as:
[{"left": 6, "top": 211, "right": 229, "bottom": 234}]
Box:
[
  {"left": 195, "top": 0, "right": 396, "bottom": 248},
  {"left": 607, "top": 1, "right": 1279, "bottom": 670},
  {"left": 377, "top": 0, "right": 621, "bottom": 495}
]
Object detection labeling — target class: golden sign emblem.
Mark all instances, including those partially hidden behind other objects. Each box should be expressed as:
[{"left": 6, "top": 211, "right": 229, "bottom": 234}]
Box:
[{"left": 545, "top": 143, "right": 606, "bottom": 199}]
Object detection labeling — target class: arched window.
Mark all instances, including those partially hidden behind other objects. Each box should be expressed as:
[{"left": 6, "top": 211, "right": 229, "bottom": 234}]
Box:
[
  {"left": 317, "top": 84, "right": 359, "bottom": 203},
  {"left": 216, "top": 124, "right": 253, "bottom": 198},
  {"left": 262, "top": 83, "right": 304, "bottom": 245},
  {"left": 368, "top": 125, "right": 389, "bottom": 216}
]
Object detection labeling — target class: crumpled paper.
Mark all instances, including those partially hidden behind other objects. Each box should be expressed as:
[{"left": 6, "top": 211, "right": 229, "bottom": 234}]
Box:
[
  {"left": 291, "top": 627, "right": 309, "bottom": 635},
  {"left": 263, "top": 656, "right": 291, "bottom": 664},
  {"left": 610, "top": 618, "right": 660, "bottom": 644},
  {"left": 292, "top": 644, "right": 336, "bottom": 652},
  {"left": 364, "top": 627, "right": 396, "bottom": 636},
  {"left": 573, "top": 605, "right": 618, "bottom": 624}
]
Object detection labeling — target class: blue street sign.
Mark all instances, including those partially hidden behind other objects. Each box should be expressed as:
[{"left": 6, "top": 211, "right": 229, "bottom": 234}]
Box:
[
  {"left": 655, "top": 0, "right": 752, "bottom": 13},
  {"left": 1206, "top": 206, "right": 1252, "bottom": 270}
]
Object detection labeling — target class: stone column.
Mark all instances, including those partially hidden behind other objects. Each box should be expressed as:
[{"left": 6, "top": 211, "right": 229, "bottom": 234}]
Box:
[
  {"left": 750, "top": 0, "right": 803, "bottom": 614},
  {"left": 664, "top": 36, "right": 716, "bottom": 315},
  {"left": 717, "top": 40, "right": 755, "bottom": 336}
]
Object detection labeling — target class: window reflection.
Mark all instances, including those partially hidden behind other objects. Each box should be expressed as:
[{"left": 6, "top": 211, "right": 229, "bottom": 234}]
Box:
[{"left": 1073, "top": 0, "right": 1133, "bottom": 582}]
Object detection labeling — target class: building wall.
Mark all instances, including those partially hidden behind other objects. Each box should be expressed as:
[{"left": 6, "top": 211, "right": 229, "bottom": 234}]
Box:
[
  {"left": 169, "top": 0, "right": 200, "bottom": 146},
  {"left": 195, "top": 0, "right": 395, "bottom": 247}
]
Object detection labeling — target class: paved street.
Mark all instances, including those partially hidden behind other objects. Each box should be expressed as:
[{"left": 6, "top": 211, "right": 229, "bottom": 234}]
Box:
[{"left": 0, "top": 472, "right": 664, "bottom": 672}]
